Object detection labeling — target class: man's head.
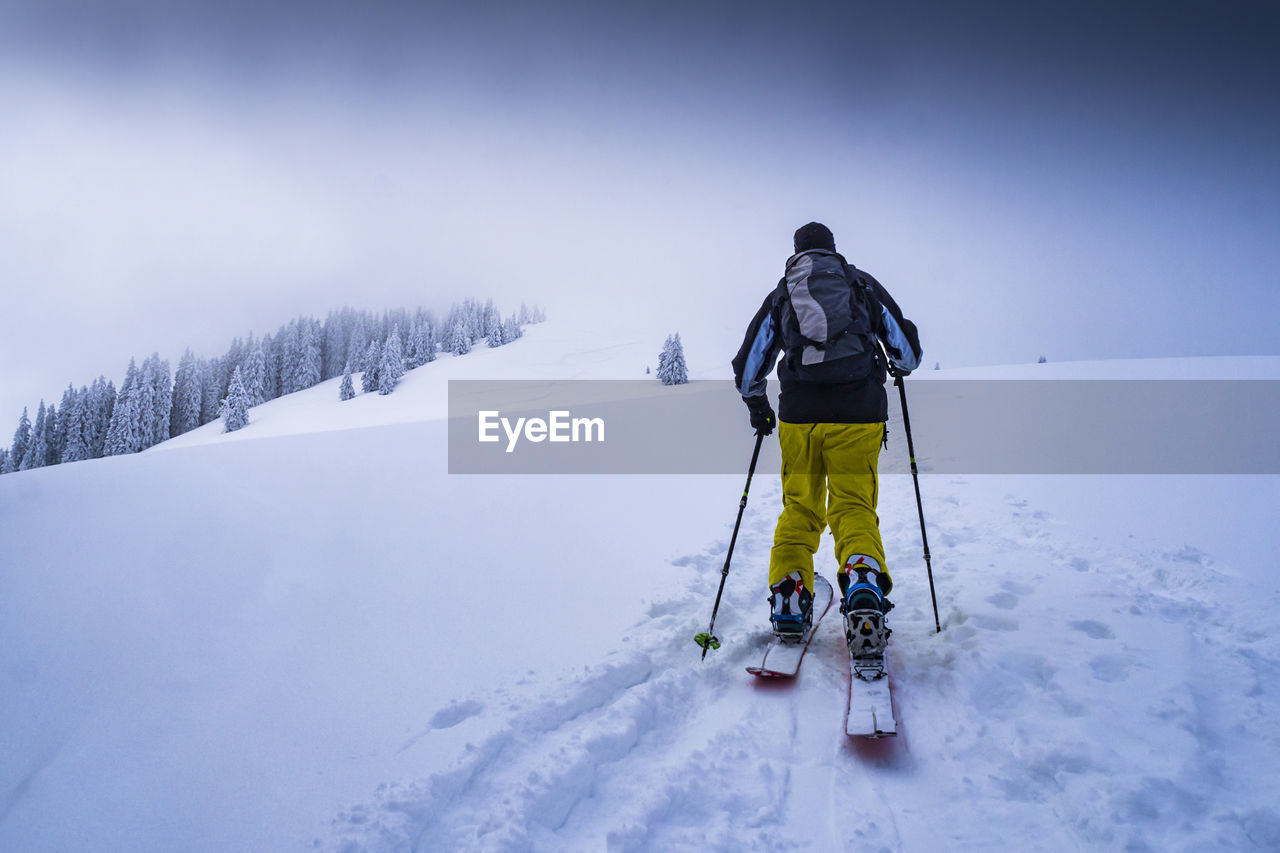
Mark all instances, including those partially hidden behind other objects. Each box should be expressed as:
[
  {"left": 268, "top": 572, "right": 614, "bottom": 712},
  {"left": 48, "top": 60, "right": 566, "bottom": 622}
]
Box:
[{"left": 793, "top": 222, "right": 835, "bottom": 254}]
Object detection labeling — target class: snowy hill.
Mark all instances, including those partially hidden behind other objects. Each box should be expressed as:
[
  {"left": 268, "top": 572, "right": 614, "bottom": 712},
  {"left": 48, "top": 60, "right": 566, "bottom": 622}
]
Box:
[{"left": 2, "top": 323, "right": 1279, "bottom": 851}]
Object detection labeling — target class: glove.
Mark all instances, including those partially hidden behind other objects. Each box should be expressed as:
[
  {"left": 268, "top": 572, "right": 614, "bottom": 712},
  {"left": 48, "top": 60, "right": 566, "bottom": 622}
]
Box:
[{"left": 744, "top": 395, "right": 775, "bottom": 436}]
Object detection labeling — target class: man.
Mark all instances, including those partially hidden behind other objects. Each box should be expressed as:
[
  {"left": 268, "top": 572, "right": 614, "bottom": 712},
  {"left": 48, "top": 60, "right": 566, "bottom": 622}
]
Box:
[{"left": 731, "top": 222, "right": 922, "bottom": 657}]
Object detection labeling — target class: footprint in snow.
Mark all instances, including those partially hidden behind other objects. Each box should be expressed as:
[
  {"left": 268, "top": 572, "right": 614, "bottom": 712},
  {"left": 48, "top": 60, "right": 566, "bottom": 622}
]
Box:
[
  {"left": 985, "top": 591, "right": 1020, "bottom": 610},
  {"left": 1069, "top": 619, "right": 1116, "bottom": 640},
  {"left": 429, "top": 699, "right": 485, "bottom": 730},
  {"left": 1089, "top": 654, "right": 1130, "bottom": 683}
]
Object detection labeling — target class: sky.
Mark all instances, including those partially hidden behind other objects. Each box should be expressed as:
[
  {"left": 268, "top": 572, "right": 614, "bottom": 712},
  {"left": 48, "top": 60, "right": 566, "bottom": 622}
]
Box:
[{"left": 2, "top": 0, "right": 1278, "bottom": 426}]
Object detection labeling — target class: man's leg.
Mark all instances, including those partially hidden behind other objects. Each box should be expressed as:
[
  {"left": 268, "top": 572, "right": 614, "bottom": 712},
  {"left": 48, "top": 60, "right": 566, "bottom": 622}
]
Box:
[
  {"left": 823, "top": 422, "right": 890, "bottom": 595},
  {"left": 769, "top": 422, "right": 826, "bottom": 627}
]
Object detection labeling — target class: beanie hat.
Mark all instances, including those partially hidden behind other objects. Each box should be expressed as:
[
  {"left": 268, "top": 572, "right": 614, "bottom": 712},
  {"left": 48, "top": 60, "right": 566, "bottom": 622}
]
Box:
[{"left": 793, "top": 222, "right": 835, "bottom": 254}]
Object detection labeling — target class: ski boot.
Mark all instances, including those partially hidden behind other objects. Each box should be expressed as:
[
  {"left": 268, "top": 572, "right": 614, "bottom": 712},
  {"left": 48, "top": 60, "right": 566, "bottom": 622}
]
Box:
[
  {"left": 768, "top": 571, "right": 813, "bottom": 641},
  {"left": 838, "top": 556, "right": 893, "bottom": 680}
]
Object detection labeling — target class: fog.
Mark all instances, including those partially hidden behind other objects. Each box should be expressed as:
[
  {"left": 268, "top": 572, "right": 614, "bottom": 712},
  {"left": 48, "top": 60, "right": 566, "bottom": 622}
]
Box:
[{"left": 2, "top": 0, "right": 1277, "bottom": 425}]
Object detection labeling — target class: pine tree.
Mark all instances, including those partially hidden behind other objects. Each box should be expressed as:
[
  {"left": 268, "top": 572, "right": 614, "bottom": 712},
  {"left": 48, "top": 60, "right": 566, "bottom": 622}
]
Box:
[
  {"left": 450, "top": 322, "right": 471, "bottom": 356},
  {"left": 322, "top": 310, "right": 347, "bottom": 379},
  {"left": 105, "top": 358, "right": 143, "bottom": 455},
  {"left": 53, "top": 384, "right": 76, "bottom": 463},
  {"left": 482, "top": 299, "right": 500, "bottom": 342},
  {"left": 279, "top": 322, "right": 301, "bottom": 395},
  {"left": 487, "top": 323, "right": 505, "bottom": 348},
  {"left": 170, "top": 349, "right": 203, "bottom": 438},
  {"left": 504, "top": 314, "right": 522, "bottom": 342},
  {"left": 200, "top": 359, "right": 221, "bottom": 426},
  {"left": 339, "top": 360, "right": 356, "bottom": 401},
  {"left": 0, "top": 448, "right": 10, "bottom": 474},
  {"left": 295, "top": 320, "right": 322, "bottom": 391},
  {"left": 261, "top": 334, "right": 281, "bottom": 401},
  {"left": 136, "top": 357, "right": 158, "bottom": 449},
  {"left": 63, "top": 388, "right": 92, "bottom": 463},
  {"left": 361, "top": 340, "right": 382, "bottom": 393},
  {"left": 10, "top": 406, "right": 31, "bottom": 467},
  {"left": 379, "top": 331, "right": 405, "bottom": 395},
  {"left": 143, "top": 354, "right": 172, "bottom": 449},
  {"left": 242, "top": 344, "right": 267, "bottom": 406},
  {"left": 88, "top": 378, "right": 115, "bottom": 458},
  {"left": 657, "top": 333, "right": 688, "bottom": 385},
  {"left": 44, "top": 405, "right": 59, "bottom": 466},
  {"left": 421, "top": 321, "right": 437, "bottom": 363},
  {"left": 220, "top": 366, "right": 251, "bottom": 433},
  {"left": 21, "top": 402, "right": 48, "bottom": 470}
]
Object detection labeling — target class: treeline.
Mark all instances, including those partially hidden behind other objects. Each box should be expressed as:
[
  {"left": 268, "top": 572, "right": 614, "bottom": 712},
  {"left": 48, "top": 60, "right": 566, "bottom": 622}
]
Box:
[{"left": 1, "top": 299, "right": 546, "bottom": 474}]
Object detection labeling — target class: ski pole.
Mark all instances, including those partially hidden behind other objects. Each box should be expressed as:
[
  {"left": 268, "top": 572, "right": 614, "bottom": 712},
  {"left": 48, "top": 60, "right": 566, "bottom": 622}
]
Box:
[
  {"left": 695, "top": 431, "right": 765, "bottom": 659},
  {"left": 895, "top": 374, "right": 942, "bottom": 633}
]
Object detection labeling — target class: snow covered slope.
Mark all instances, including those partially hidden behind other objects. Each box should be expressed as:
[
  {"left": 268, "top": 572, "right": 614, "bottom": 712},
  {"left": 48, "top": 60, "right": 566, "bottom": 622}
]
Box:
[{"left": 2, "top": 324, "right": 1279, "bottom": 851}]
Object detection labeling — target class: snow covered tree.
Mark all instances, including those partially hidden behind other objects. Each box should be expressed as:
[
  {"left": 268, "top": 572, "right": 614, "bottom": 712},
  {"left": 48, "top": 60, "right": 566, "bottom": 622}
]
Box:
[
  {"left": 423, "top": 320, "right": 437, "bottom": 363},
  {"left": 105, "top": 358, "right": 144, "bottom": 455},
  {"left": 10, "top": 406, "right": 31, "bottom": 466},
  {"left": 53, "top": 384, "right": 76, "bottom": 462},
  {"left": 379, "top": 331, "right": 405, "bottom": 395},
  {"left": 261, "top": 334, "right": 281, "bottom": 401},
  {"left": 143, "top": 354, "right": 172, "bottom": 449},
  {"left": 504, "top": 314, "right": 523, "bottom": 342},
  {"left": 170, "top": 349, "right": 203, "bottom": 438},
  {"left": 487, "top": 323, "right": 505, "bottom": 348},
  {"left": 200, "top": 359, "right": 221, "bottom": 426},
  {"left": 0, "top": 448, "right": 10, "bottom": 474},
  {"left": 242, "top": 344, "right": 267, "bottom": 406},
  {"left": 88, "top": 378, "right": 115, "bottom": 457},
  {"left": 220, "top": 366, "right": 250, "bottom": 433},
  {"left": 294, "top": 320, "right": 322, "bottom": 392},
  {"left": 934, "top": 361, "right": 941, "bottom": 371},
  {"left": 657, "top": 333, "right": 688, "bottom": 386},
  {"left": 1037, "top": 355, "right": 1048, "bottom": 364},
  {"left": 136, "top": 357, "right": 158, "bottom": 448},
  {"left": 450, "top": 322, "right": 472, "bottom": 356},
  {"left": 482, "top": 299, "right": 500, "bottom": 342},
  {"left": 322, "top": 310, "right": 348, "bottom": 380},
  {"left": 279, "top": 322, "right": 301, "bottom": 395},
  {"left": 21, "top": 402, "right": 49, "bottom": 470},
  {"left": 62, "top": 388, "right": 92, "bottom": 463},
  {"left": 339, "top": 360, "right": 356, "bottom": 401},
  {"left": 361, "top": 339, "right": 382, "bottom": 393}
]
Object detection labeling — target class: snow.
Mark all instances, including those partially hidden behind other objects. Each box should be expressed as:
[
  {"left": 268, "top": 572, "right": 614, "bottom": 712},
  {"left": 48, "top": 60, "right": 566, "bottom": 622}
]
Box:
[{"left": 2, "top": 321, "right": 1279, "bottom": 851}]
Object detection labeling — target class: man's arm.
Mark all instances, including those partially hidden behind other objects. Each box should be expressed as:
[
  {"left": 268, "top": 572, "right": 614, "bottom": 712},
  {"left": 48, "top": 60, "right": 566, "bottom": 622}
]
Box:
[
  {"left": 862, "top": 272, "right": 922, "bottom": 375},
  {"left": 732, "top": 291, "right": 781, "bottom": 397}
]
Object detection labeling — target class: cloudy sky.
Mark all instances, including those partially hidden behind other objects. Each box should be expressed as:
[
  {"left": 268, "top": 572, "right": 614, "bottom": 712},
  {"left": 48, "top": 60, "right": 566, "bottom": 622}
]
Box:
[{"left": 2, "top": 0, "right": 1277, "bottom": 424}]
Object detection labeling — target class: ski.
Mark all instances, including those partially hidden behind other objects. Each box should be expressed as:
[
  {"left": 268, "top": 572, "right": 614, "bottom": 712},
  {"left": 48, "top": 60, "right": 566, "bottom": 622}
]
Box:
[
  {"left": 846, "top": 651, "right": 896, "bottom": 738},
  {"left": 746, "top": 574, "right": 834, "bottom": 678}
]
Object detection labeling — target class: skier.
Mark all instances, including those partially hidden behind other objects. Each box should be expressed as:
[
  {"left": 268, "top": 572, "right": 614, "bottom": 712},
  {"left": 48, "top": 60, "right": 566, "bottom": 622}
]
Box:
[{"left": 732, "top": 222, "right": 922, "bottom": 657}]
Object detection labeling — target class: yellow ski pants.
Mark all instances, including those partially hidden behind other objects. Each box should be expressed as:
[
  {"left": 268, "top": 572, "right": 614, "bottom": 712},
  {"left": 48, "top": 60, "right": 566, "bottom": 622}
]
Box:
[{"left": 769, "top": 421, "right": 887, "bottom": 592}]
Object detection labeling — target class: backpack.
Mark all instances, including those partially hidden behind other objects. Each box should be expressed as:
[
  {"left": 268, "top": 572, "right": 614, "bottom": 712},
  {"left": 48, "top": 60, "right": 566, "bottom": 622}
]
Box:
[{"left": 774, "top": 249, "right": 882, "bottom": 383}]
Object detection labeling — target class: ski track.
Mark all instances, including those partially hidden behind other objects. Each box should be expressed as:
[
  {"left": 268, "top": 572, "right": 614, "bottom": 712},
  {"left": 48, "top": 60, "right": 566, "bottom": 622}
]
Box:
[{"left": 326, "top": 477, "right": 1280, "bottom": 852}]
